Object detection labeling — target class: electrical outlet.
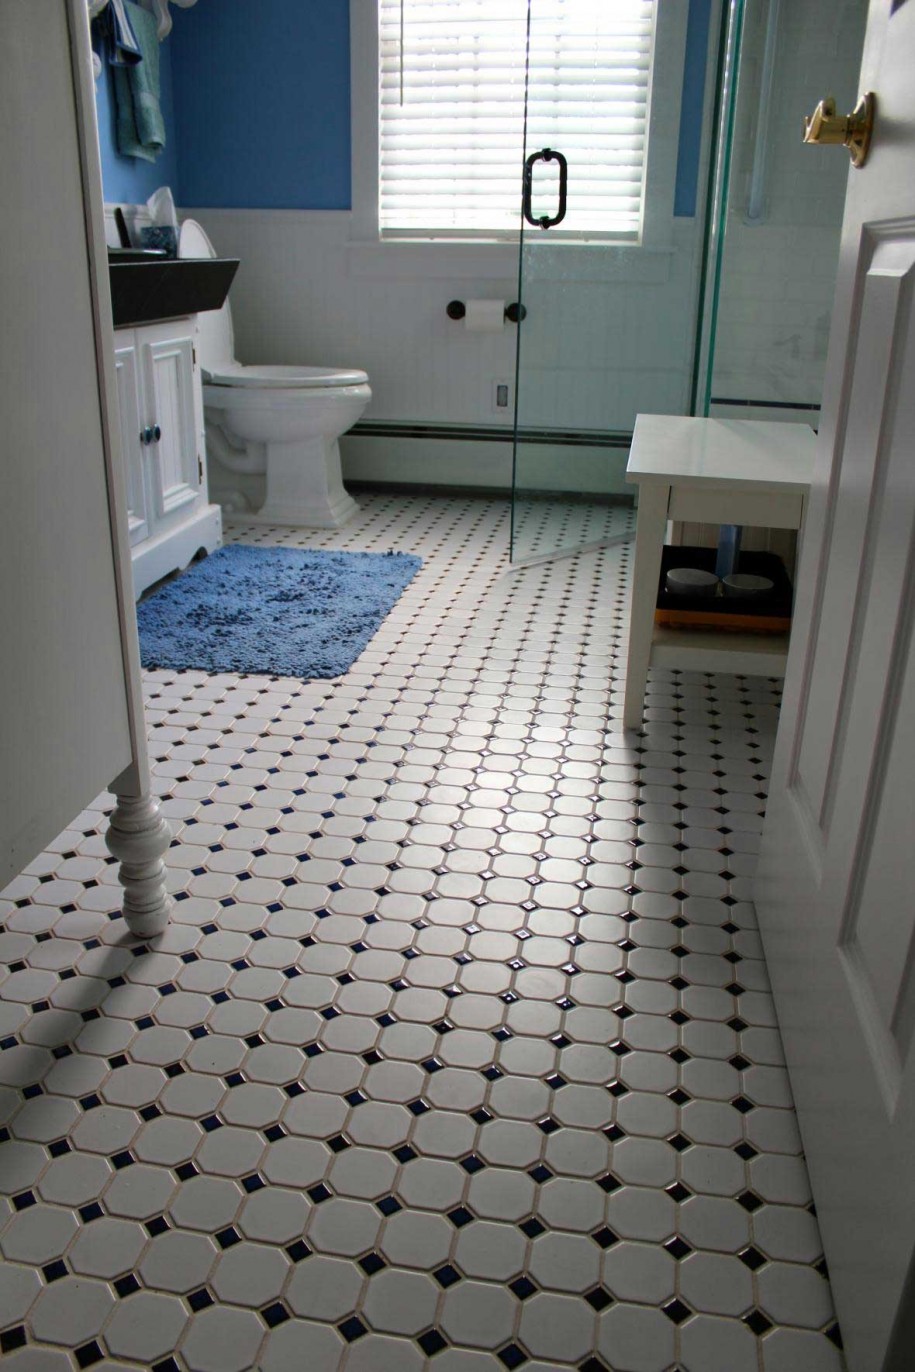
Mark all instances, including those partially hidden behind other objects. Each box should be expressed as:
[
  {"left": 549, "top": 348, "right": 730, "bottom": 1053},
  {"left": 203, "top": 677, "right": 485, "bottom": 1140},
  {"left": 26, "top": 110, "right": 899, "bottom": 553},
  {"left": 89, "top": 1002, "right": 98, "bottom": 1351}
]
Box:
[{"left": 492, "top": 378, "right": 513, "bottom": 413}]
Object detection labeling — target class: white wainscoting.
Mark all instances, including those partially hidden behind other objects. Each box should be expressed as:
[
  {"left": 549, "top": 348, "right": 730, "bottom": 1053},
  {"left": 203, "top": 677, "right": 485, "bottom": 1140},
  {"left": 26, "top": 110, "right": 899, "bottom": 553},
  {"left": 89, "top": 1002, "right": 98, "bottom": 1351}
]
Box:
[{"left": 177, "top": 208, "right": 704, "bottom": 488}]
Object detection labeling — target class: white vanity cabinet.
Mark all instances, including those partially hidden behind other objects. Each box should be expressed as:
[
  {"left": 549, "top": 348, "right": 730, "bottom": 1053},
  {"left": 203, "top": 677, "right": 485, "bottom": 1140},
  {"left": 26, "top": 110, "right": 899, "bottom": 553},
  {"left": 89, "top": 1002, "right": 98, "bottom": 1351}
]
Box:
[{"left": 114, "top": 318, "right": 221, "bottom": 597}]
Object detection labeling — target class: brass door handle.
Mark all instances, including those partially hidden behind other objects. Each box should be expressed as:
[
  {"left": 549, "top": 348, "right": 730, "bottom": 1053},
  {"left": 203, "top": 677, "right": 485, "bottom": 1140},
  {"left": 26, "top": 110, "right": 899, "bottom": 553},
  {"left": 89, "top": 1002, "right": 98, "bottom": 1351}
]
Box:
[{"left": 802, "top": 92, "right": 875, "bottom": 168}]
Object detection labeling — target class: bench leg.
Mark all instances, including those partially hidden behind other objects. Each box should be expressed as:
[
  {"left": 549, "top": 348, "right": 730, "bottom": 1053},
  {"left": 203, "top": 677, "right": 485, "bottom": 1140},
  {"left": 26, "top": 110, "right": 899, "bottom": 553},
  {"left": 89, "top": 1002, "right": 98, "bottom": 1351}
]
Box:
[{"left": 623, "top": 483, "right": 669, "bottom": 730}]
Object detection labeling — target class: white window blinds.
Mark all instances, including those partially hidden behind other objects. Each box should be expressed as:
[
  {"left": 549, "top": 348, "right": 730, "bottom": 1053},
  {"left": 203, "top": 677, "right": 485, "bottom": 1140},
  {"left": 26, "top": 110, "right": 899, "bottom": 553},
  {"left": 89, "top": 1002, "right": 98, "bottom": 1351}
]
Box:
[{"left": 378, "top": 0, "right": 656, "bottom": 240}]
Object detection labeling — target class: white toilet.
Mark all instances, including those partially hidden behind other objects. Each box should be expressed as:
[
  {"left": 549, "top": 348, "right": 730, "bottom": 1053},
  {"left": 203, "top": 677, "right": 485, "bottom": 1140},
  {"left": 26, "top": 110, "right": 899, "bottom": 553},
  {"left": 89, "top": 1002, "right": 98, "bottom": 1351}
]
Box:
[{"left": 178, "top": 219, "right": 370, "bottom": 528}]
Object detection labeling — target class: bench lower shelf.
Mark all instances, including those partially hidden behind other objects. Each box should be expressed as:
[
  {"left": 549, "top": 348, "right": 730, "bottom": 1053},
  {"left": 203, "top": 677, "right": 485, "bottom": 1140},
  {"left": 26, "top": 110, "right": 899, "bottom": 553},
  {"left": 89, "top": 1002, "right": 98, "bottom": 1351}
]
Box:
[{"left": 649, "top": 625, "right": 790, "bottom": 677}]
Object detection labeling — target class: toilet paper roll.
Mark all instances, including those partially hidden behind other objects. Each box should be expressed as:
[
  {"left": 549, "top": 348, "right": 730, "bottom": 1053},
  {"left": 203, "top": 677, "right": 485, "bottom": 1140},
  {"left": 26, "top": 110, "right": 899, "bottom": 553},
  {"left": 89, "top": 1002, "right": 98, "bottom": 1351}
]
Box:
[{"left": 464, "top": 300, "right": 506, "bottom": 333}]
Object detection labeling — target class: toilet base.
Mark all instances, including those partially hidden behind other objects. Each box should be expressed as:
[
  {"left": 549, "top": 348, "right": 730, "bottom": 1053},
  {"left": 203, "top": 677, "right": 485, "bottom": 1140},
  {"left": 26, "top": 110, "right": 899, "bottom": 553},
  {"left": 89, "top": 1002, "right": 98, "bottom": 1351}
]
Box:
[
  {"left": 245, "top": 488, "right": 359, "bottom": 530},
  {"left": 257, "top": 434, "right": 358, "bottom": 529},
  {"left": 207, "top": 427, "right": 360, "bottom": 530}
]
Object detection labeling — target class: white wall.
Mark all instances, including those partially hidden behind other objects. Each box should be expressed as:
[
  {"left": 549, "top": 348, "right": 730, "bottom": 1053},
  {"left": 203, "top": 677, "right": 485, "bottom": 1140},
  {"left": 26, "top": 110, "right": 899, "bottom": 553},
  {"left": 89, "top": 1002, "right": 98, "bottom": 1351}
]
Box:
[
  {"left": 185, "top": 208, "right": 703, "bottom": 431},
  {"left": 185, "top": 209, "right": 519, "bottom": 425},
  {"left": 184, "top": 207, "right": 705, "bottom": 491}
]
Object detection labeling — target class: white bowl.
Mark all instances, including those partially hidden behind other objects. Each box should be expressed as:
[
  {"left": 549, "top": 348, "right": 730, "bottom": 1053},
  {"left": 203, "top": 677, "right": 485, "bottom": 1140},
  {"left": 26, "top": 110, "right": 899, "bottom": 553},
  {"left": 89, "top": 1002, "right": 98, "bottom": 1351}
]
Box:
[
  {"left": 722, "top": 573, "right": 774, "bottom": 598},
  {"left": 666, "top": 567, "right": 719, "bottom": 598}
]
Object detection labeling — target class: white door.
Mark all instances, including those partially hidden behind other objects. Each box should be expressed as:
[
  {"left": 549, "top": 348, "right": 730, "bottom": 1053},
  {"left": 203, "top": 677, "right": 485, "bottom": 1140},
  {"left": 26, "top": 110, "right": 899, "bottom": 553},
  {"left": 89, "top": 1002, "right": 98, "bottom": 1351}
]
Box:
[
  {"left": 114, "top": 336, "right": 151, "bottom": 546},
  {"left": 0, "top": 0, "right": 135, "bottom": 878},
  {"left": 755, "top": 3, "right": 915, "bottom": 1369},
  {"left": 142, "top": 324, "right": 201, "bottom": 527}
]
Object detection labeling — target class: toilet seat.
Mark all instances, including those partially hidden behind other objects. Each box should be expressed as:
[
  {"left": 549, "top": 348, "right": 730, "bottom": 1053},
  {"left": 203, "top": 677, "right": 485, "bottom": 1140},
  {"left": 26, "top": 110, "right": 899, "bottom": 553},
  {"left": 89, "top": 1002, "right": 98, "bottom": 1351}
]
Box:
[{"left": 205, "top": 363, "right": 369, "bottom": 389}]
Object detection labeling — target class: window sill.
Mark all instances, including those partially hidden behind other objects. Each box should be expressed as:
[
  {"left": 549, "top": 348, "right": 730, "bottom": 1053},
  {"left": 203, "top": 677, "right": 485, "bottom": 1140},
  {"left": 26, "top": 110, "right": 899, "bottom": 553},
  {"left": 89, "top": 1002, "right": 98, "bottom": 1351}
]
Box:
[
  {"left": 346, "top": 235, "right": 677, "bottom": 284},
  {"left": 346, "top": 238, "right": 520, "bottom": 281}
]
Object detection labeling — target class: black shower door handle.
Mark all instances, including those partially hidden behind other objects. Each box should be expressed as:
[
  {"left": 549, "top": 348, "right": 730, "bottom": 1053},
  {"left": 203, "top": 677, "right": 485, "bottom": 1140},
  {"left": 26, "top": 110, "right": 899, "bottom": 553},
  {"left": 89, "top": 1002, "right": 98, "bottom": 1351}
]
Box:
[{"left": 522, "top": 148, "right": 568, "bottom": 228}]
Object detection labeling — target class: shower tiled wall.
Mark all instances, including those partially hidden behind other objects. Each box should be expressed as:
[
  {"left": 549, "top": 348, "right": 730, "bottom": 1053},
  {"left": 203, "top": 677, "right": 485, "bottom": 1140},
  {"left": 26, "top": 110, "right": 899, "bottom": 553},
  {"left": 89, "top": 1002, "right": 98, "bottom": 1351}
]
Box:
[{"left": 710, "top": 0, "right": 868, "bottom": 408}]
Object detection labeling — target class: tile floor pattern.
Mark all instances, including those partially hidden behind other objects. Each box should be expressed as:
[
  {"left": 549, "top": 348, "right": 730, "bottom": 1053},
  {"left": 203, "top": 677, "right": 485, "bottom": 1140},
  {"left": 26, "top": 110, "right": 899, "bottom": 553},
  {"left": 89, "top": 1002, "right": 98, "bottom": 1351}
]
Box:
[{"left": 0, "top": 493, "right": 846, "bottom": 1372}]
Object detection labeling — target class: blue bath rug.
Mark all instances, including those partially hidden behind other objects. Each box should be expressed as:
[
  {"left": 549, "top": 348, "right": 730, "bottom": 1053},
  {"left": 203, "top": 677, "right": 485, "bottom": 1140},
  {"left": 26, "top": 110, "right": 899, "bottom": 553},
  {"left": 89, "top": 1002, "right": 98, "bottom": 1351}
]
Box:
[{"left": 136, "top": 543, "right": 422, "bottom": 679}]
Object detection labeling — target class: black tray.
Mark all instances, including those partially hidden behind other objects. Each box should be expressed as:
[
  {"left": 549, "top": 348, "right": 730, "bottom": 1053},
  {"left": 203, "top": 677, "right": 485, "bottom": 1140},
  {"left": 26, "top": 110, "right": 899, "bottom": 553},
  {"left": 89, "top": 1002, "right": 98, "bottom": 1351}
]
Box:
[{"left": 656, "top": 545, "right": 793, "bottom": 620}]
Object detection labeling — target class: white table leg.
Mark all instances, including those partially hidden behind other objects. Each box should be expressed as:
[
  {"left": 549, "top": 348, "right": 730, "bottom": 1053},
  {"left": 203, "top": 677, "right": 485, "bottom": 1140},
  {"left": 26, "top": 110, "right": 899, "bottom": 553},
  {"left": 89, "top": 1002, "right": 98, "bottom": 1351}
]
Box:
[{"left": 623, "top": 482, "right": 670, "bottom": 730}]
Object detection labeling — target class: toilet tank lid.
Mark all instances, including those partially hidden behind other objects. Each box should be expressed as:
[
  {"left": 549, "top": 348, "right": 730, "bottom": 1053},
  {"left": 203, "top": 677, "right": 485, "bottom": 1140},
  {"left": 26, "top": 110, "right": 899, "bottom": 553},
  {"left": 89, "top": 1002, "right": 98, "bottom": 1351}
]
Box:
[
  {"left": 205, "top": 363, "right": 369, "bottom": 389},
  {"left": 178, "top": 218, "right": 218, "bottom": 260}
]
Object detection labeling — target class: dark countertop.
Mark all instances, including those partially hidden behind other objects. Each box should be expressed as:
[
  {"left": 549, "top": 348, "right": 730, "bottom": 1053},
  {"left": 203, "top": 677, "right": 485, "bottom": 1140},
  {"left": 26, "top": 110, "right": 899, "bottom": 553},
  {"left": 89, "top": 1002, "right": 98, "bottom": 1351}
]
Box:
[{"left": 109, "top": 256, "right": 239, "bottom": 329}]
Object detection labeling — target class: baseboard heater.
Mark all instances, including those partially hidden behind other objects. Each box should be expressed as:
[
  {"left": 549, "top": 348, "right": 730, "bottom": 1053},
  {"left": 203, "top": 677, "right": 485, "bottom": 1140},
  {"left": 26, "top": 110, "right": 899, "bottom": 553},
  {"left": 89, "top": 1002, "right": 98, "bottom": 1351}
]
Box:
[
  {"left": 709, "top": 397, "right": 821, "bottom": 413},
  {"left": 346, "top": 479, "right": 635, "bottom": 504},
  {"left": 350, "top": 419, "right": 634, "bottom": 449}
]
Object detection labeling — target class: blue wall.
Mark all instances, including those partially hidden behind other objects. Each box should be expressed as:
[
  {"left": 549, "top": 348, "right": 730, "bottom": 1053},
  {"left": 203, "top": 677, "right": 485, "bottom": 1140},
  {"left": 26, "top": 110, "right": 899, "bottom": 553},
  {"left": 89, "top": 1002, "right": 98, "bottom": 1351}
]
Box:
[
  {"left": 674, "top": 0, "right": 713, "bottom": 217},
  {"left": 170, "top": 0, "right": 351, "bottom": 210},
  {"left": 94, "top": 33, "right": 180, "bottom": 204},
  {"left": 97, "top": 0, "right": 706, "bottom": 219}
]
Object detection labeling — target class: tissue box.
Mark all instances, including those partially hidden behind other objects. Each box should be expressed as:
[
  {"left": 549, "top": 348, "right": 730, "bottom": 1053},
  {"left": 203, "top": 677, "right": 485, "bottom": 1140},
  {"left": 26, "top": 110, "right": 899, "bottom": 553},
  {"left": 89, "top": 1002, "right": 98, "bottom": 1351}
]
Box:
[{"left": 140, "top": 225, "right": 178, "bottom": 258}]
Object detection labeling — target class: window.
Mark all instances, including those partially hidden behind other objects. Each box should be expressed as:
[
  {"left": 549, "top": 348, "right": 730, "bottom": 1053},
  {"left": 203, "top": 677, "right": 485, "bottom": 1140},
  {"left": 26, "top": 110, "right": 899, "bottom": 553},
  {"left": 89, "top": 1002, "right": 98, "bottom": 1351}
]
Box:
[{"left": 377, "top": 0, "right": 657, "bottom": 242}]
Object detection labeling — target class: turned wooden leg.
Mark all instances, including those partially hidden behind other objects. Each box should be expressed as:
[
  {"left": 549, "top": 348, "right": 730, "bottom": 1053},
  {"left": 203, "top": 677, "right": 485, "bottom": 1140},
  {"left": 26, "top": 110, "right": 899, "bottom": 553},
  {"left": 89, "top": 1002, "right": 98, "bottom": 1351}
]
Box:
[{"left": 106, "top": 792, "right": 172, "bottom": 938}]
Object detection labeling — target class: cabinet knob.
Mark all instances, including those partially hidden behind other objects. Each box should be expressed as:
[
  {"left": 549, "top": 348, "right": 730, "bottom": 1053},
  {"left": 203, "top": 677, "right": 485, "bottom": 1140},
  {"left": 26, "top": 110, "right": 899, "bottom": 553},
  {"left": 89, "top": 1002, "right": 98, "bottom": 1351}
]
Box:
[
  {"left": 153, "top": 425, "right": 161, "bottom": 442},
  {"left": 140, "top": 426, "right": 153, "bottom": 445}
]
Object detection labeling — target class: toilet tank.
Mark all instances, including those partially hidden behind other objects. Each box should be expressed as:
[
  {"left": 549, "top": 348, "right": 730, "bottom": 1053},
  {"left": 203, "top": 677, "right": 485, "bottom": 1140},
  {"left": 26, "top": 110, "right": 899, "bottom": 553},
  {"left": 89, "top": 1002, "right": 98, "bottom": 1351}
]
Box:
[{"left": 178, "top": 218, "right": 236, "bottom": 374}]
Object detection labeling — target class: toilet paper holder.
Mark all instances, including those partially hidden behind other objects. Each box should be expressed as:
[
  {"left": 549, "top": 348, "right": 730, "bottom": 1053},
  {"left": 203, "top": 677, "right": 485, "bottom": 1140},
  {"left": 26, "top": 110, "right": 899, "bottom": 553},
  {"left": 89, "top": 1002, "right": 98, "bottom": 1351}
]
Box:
[{"left": 446, "top": 300, "right": 527, "bottom": 323}]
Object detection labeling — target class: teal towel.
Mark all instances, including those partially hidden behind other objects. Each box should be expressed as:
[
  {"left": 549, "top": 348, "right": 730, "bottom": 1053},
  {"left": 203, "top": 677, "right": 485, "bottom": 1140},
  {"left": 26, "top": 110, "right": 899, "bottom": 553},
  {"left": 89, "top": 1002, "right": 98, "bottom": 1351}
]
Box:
[{"left": 113, "top": 2, "right": 165, "bottom": 162}]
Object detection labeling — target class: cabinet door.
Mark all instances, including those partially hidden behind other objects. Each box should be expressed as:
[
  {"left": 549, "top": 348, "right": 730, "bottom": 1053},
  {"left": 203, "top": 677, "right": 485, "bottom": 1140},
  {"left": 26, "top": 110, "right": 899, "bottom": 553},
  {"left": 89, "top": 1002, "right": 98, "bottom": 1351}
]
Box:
[
  {"left": 113, "top": 335, "right": 150, "bottom": 546},
  {"left": 141, "top": 324, "right": 201, "bottom": 527}
]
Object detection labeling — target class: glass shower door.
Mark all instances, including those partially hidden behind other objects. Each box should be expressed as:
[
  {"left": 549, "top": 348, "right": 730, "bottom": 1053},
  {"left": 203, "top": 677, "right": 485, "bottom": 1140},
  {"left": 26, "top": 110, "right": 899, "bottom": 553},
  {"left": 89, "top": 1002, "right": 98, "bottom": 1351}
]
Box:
[{"left": 509, "top": 0, "right": 659, "bottom": 564}]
